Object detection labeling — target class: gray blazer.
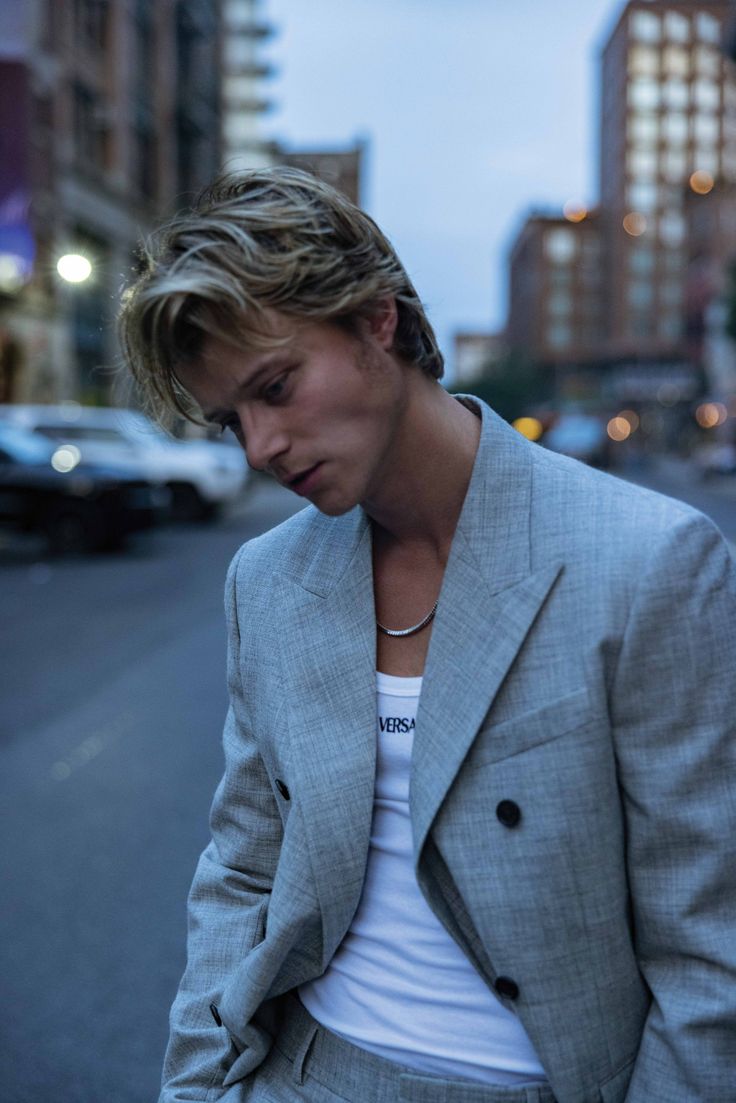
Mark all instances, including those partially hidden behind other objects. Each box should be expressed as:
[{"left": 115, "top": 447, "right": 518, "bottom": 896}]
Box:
[{"left": 161, "top": 400, "right": 736, "bottom": 1103}]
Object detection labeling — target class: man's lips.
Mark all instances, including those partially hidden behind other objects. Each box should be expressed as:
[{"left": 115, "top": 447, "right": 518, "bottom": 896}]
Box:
[{"left": 286, "top": 463, "right": 322, "bottom": 493}]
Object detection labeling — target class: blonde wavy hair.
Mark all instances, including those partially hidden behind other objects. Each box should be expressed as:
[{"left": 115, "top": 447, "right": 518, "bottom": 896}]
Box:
[{"left": 118, "top": 167, "right": 444, "bottom": 422}]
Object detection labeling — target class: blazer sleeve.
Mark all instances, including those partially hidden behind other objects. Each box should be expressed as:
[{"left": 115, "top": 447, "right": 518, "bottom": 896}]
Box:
[
  {"left": 610, "top": 512, "right": 736, "bottom": 1101},
  {"left": 160, "top": 544, "right": 284, "bottom": 1102}
]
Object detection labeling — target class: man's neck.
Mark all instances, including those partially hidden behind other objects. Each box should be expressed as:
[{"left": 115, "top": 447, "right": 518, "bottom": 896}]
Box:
[{"left": 364, "top": 384, "right": 482, "bottom": 562}]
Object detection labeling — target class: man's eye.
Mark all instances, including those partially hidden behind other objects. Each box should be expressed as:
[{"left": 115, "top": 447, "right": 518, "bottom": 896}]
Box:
[{"left": 264, "top": 376, "right": 287, "bottom": 401}]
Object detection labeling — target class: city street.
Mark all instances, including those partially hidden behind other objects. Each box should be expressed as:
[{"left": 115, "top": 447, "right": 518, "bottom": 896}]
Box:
[
  {"left": 0, "top": 477, "right": 304, "bottom": 1103},
  {"left": 0, "top": 458, "right": 733, "bottom": 1103}
]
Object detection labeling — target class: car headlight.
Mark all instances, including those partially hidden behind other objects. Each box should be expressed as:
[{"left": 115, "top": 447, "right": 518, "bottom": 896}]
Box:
[{"left": 51, "top": 444, "right": 82, "bottom": 473}]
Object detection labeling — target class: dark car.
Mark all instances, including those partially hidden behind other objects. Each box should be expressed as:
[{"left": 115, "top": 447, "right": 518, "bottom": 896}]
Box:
[{"left": 0, "top": 423, "right": 168, "bottom": 553}]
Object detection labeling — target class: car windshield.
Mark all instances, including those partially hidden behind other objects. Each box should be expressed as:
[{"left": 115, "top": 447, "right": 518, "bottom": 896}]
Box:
[{"left": 0, "top": 424, "right": 54, "bottom": 463}]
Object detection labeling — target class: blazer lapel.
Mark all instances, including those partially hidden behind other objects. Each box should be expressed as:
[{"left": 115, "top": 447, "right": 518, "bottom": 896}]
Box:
[
  {"left": 411, "top": 401, "right": 563, "bottom": 860},
  {"left": 277, "top": 509, "right": 377, "bottom": 965}
]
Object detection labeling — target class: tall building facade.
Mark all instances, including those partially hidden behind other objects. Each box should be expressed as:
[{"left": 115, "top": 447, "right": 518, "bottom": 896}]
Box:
[
  {"left": 0, "top": 0, "right": 222, "bottom": 405},
  {"left": 599, "top": 1, "right": 734, "bottom": 361},
  {"left": 221, "top": 0, "right": 276, "bottom": 171},
  {"left": 507, "top": 211, "right": 603, "bottom": 367},
  {"left": 505, "top": 0, "right": 736, "bottom": 412}
]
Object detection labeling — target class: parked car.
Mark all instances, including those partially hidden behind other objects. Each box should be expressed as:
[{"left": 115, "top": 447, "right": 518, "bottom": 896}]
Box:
[
  {"left": 0, "top": 423, "right": 167, "bottom": 554},
  {"left": 542, "top": 413, "right": 611, "bottom": 469},
  {"left": 0, "top": 405, "right": 249, "bottom": 521}
]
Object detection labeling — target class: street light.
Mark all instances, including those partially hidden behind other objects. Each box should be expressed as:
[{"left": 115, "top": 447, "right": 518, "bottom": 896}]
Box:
[{"left": 57, "top": 254, "right": 92, "bottom": 283}]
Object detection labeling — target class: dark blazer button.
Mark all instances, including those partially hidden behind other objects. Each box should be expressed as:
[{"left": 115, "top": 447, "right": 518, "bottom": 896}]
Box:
[
  {"left": 494, "top": 976, "right": 520, "bottom": 1000},
  {"left": 496, "top": 799, "right": 521, "bottom": 828},
  {"left": 275, "top": 778, "right": 290, "bottom": 800},
  {"left": 209, "top": 1003, "right": 223, "bottom": 1027}
]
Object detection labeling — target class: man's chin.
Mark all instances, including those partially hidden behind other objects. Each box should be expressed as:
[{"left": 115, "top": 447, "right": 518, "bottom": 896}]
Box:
[{"left": 309, "top": 491, "right": 360, "bottom": 518}]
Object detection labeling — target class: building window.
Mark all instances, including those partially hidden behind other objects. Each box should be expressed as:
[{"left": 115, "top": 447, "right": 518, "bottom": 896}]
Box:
[
  {"left": 547, "top": 322, "right": 572, "bottom": 349},
  {"left": 628, "top": 148, "right": 658, "bottom": 178},
  {"left": 629, "top": 112, "right": 659, "bottom": 145},
  {"left": 629, "top": 312, "right": 655, "bottom": 338},
  {"left": 629, "top": 78, "right": 660, "bottom": 110},
  {"left": 627, "top": 182, "right": 658, "bottom": 211},
  {"left": 659, "top": 313, "right": 682, "bottom": 341},
  {"left": 73, "top": 82, "right": 108, "bottom": 172},
  {"left": 74, "top": 0, "right": 110, "bottom": 51},
  {"left": 693, "top": 80, "right": 720, "bottom": 111},
  {"left": 545, "top": 228, "right": 576, "bottom": 264},
  {"left": 662, "top": 248, "right": 685, "bottom": 273},
  {"left": 664, "top": 11, "right": 690, "bottom": 43},
  {"left": 629, "top": 244, "right": 655, "bottom": 274},
  {"left": 663, "top": 112, "right": 688, "bottom": 145},
  {"left": 662, "top": 45, "right": 689, "bottom": 77},
  {"left": 693, "top": 114, "right": 720, "bottom": 145},
  {"left": 628, "top": 45, "right": 659, "bottom": 77},
  {"left": 663, "top": 78, "right": 688, "bottom": 110},
  {"left": 662, "top": 149, "right": 687, "bottom": 181},
  {"left": 660, "top": 281, "right": 682, "bottom": 308},
  {"left": 694, "top": 45, "right": 721, "bottom": 77},
  {"left": 628, "top": 280, "right": 654, "bottom": 308},
  {"left": 696, "top": 12, "right": 722, "bottom": 45},
  {"left": 133, "top": 125, "right": 158, "bottom": 200},
  {"left": 695, "top": 148, "right": 719, "bottom": 175},
  {"left": 548, "top": 291, "right": 572, "bottom": 317},
  {"left": 549, "top": 268, "right": 572, "bottom": 289},
  {"left": 659, "top": 211, "right": 685, "bottom": 247},
  {"left": 630, "top": 10, "right": 660, "bottom": 43}
]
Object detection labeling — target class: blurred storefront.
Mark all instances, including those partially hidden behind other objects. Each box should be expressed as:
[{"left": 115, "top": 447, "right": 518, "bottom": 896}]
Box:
[{"left": 0, "top": 0, "right": 225, "bottom": 405}]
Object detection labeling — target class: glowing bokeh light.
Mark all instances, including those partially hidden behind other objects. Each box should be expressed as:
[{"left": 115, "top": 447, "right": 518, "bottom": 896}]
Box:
[
  {"left": 50, "top": 444, "right": 82, "bottom": 473},
  {"left": 690, "top": 170, "right": 714, "bottom": 196},
  {"left": 0, "top": 254, "right": 26, "bottom": 293},
  {"left": 620, "top": 409, "right": 640, "bottom": 431},
  {"left": 563, "top": 201, "right": 587, "bottom": 223},
  {"left": 607, "top": 416, "right": 632, "bottom": 442},
  {"left": 623, "top": 212, "right": 647, "bottom": 236},
  {"left": 56, "top": 254, "right": 92, "bottom": 283},
  {"left": 512, "top": 417, "right": 543, "bottom": 441},
  {"left": 695, "top": 402, "right": 728, "bottom": 429}
]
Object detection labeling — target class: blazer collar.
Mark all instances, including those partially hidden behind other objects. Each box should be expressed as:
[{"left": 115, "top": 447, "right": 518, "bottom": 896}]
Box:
[
  {"left": 276, "top": 398, "right": 562, "bottom": 949},
  {"left": 407, "top": 399, "right": 563, "bottom": 857}
]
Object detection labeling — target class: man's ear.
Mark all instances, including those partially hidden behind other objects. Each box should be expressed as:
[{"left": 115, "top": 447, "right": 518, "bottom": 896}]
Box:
[{"left": 365, "top": 297, "right": 398, "bottom": 350}]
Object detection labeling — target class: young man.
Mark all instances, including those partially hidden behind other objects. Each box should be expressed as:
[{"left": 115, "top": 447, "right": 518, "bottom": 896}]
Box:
[{"left": 120, "top": 168, "right": 736, "bottom": 1103}]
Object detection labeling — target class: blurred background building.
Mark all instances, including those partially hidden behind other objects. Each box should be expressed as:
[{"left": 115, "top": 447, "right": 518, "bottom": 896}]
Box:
[
  {"left": 221, "top": 0, "right": 275, "bottom": 171},
  {"left": 0, "top": 0, "right": 224, "bottom": 405},
  {"left": 503, "top": 0, "right": 736, "bottom": 443},
  {"left": 0, "top": 0, "right": 367, "bottom": 407}
]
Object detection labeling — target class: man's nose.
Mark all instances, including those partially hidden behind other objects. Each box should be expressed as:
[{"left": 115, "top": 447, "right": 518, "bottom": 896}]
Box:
[{"left": 239, "top": 410, "right": 289, "bottom": 472}]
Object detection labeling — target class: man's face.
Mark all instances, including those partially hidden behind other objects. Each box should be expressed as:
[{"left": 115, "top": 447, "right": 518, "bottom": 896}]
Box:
[{"left": 177, "top": 312, "right": 411, "bottom": 516}]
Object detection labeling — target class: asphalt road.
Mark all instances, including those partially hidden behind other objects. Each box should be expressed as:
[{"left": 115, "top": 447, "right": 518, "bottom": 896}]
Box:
[
  {"left": 0, "top": 457, "right": 733, "bottom": 1103},
  {"left": 0, "top": 477, "right": 304, "bottom": 1103}
]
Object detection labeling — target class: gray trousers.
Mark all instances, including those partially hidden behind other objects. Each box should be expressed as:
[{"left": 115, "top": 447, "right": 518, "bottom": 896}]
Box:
[{"left": 243, "top": 995, "right": 557, "bottom": 1102}]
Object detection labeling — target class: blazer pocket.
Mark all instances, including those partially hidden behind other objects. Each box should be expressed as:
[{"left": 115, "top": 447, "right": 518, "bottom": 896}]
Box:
[{"left": 468, "top": 687, "right": 600, "bottom": 768}]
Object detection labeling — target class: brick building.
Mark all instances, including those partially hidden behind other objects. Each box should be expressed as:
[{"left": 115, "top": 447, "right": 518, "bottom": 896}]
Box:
[{"left": 0, "top": 0, "right": 222, "bottom": 404}]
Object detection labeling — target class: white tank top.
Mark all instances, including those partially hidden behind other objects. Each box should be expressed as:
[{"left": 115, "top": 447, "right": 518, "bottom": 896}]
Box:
[{"left": 299, "top": 671, "right": 547, "bottom": 1086}]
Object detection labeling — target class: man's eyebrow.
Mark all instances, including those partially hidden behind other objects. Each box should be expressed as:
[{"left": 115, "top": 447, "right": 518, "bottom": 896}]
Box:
[{"left": 201, "top": 358, "right": 290, "bottom": 421}]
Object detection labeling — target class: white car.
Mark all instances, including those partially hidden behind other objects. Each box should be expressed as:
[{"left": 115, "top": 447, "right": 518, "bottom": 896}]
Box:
[{"left": 0, "top": 405, "right": 250, "bottom": 521}]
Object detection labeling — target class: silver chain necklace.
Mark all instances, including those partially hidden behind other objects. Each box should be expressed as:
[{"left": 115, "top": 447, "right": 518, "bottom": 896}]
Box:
[{"left": 376, "top": 602, "right": 438, "bottom": 638}]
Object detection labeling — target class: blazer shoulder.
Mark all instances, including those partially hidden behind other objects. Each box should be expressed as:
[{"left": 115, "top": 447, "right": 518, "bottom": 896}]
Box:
[
  {"left": 529, "top": 442, "right": 713, "bottom": 543},
  {"left": 227, "top": 502, "right": 357, "bottom": 588}
]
